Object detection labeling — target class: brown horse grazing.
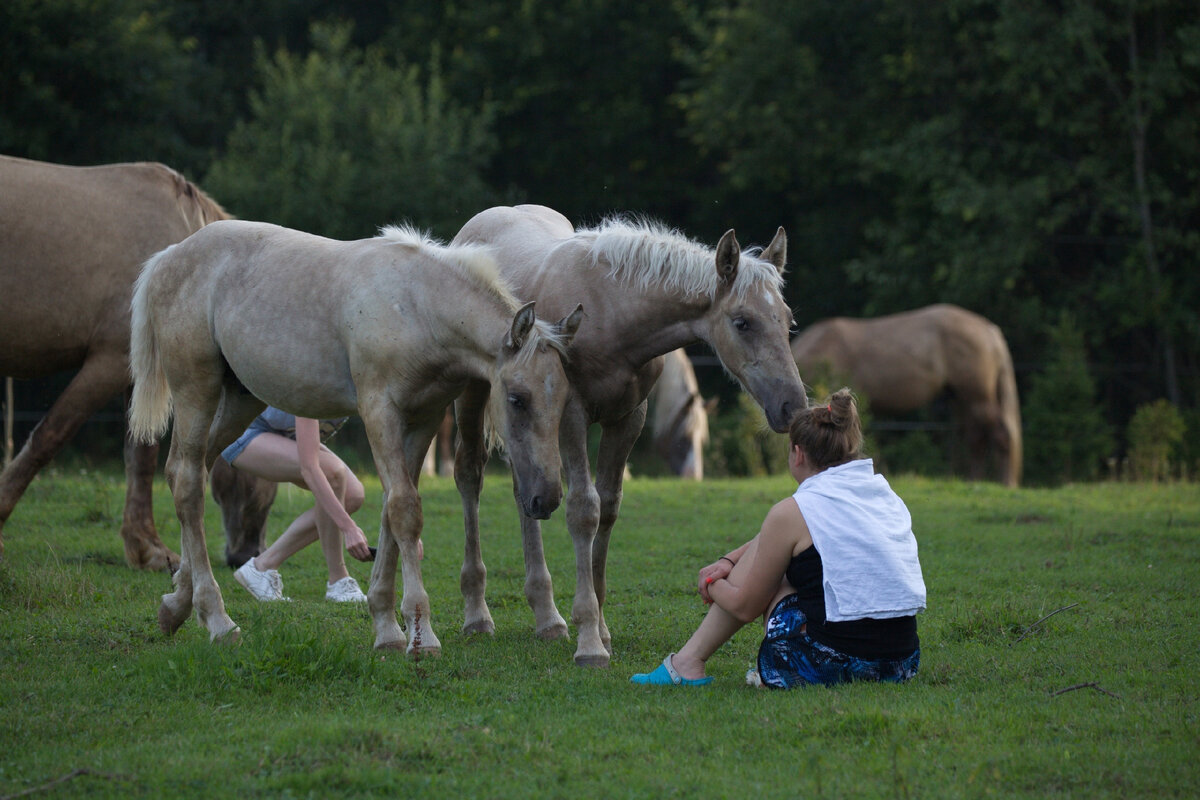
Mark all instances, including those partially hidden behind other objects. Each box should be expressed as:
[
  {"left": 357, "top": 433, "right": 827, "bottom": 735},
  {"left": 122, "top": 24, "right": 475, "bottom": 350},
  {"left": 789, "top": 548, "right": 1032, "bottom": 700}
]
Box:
[
  {"left": 0, "top": 155, "right": 268, "bottom": 570},
  {"left": 452, "top": 205, "right": 806, "bottom": 666},
  {"left": 647, "top": 348, "right": 716, "bottom": 479},
  {"left": 130, "top": 220, "right": 580, "bottom": 650},
  {"left": 790, "top": 303, "right": 1022, "bottom": 486}
]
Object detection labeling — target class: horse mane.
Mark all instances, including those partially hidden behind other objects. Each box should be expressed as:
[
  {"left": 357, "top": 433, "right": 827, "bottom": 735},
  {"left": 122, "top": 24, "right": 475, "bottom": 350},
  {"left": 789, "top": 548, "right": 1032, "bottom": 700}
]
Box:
[
  {"left": 580, "top": 216, "right": 785, "bottom": 301},
  {"left": 162, "top": 165, "right": 230, "bottom": 227},
  {"left": 377, "top": 224, "right": 572, "bottom": 363}
]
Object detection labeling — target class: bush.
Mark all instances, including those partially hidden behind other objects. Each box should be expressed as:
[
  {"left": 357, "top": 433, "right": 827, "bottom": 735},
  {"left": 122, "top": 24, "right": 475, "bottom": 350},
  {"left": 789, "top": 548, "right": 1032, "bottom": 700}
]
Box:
[
  {"left": 1022, "top": 312, "right": 1113, "bottom": 485},
  {"left": 1126, "top": 399, "right": 1186, "bottom": 481},
  {"left": 707, "top": 393, "right": 789, "bottom": 477}
]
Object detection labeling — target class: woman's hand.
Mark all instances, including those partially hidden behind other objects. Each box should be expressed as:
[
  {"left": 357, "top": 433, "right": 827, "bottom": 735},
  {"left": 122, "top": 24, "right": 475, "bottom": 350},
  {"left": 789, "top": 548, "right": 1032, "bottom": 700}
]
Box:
[
  {"left": 698, "top": 558, "right": 733, "bottom": 604},
  {"left": 343, "top": 524, "right": 372, "bottom": 561}
]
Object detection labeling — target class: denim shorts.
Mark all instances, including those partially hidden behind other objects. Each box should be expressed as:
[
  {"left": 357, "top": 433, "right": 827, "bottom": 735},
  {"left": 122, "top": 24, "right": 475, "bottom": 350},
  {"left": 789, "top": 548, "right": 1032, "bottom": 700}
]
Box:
[
  {"left": 220, "top": 415, "right": 277, "bottom": 465},
  {"left": 756, "top": 593, "right": 920, "bottom": 689}
]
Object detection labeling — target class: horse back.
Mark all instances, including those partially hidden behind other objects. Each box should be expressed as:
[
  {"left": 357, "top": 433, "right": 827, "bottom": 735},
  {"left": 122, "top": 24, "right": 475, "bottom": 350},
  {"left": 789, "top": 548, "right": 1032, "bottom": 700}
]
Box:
[{"left": 0, "top": 156, "right": 226, "bottom": 376}]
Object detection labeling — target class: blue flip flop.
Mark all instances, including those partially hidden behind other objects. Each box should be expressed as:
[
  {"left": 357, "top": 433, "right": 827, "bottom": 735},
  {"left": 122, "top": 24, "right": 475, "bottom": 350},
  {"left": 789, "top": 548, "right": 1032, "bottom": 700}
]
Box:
[{"left": 630, "top": 654, "right": 713, "bottom": 686}]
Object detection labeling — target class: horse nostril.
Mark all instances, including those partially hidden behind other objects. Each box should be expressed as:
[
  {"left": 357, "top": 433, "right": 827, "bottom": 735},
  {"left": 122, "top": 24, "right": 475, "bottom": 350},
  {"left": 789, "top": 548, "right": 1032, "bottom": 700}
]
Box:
[{"left": 529, "top": 496, "right": 543, "bottom": 517}]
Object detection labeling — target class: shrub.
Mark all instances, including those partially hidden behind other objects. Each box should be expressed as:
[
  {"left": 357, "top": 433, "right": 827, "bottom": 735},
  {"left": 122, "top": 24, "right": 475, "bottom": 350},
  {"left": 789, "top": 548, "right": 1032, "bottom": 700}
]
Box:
[
  {"left": 1126, "top": 399, "right": 1186, "bottom": 481},
  {"left": 1022, "top": 312, "right": 1113, "bottom": 485}
]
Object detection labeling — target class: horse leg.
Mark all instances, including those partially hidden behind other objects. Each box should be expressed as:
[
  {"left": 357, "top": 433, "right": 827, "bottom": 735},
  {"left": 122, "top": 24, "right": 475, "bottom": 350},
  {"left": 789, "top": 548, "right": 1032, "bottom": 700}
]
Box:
[
  {"left": 454, "top": 383, "right": 497, "bottom": 636},
  {"left": 120, "top": 428, "right": 175, "bottom": 571},
  {"left": 363, "top": 406, "right": 440, "bottom": 655},
  {"left": 592, "top": 401, "right": 648, "bottom": 656},
  {"left": 0, "top": 355, "right": 144, "bottom": 559},
  {"left": 559, "top": 401, "right": 607, "bottom": 667},
  {"left": 160, "top": 399, "right": 239, "bottom": 643}
]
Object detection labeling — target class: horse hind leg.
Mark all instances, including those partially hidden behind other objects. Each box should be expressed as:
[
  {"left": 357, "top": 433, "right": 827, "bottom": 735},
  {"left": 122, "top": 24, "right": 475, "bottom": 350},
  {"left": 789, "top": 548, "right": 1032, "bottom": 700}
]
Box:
[{"left": 160, "top": 396, "right": 240, "bottom": 643}]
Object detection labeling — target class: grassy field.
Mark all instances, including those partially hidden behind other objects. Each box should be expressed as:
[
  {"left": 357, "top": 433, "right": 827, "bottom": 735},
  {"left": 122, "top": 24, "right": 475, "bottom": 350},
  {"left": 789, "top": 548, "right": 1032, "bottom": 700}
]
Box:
[{"left": 0, "top": 466, "right": 1197, "bottom": 798}]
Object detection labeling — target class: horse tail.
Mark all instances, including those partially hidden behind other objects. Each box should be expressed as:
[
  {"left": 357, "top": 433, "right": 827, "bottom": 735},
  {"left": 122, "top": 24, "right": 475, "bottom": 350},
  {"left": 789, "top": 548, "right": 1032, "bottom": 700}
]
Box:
[
  {"left": 128, "top": 248, "right": 174, "bottom": 443},
  {"left": 994, "top": 329, "right": 1023, "bottom": 487}
]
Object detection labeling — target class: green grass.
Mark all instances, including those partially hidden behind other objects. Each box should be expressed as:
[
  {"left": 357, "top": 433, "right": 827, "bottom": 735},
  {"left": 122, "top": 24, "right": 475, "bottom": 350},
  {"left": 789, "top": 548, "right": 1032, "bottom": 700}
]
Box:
[{"left": 1, "top": 467, "right": 1197, "bottom": 798}]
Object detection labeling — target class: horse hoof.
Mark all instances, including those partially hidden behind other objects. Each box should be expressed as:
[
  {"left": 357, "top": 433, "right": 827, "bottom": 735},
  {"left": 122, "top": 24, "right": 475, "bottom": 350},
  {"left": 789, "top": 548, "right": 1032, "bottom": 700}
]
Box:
[
  {"left": 212, "top": 626, "right": 241, "bottom": 646},
  {"left": 574, "top": 652, "right": 610, "bottom": 669},
  {"left": 462, "top": 620, "right": 496, "bottom": 636},
  {"left": 374, "top": 638, "right": 407, "bottom": 652},
  {"left": 536, "top": 622, "right": 569, "bottom": 641},
  {"left": 157, "top": 602, "right": 185, "bottom": 635}
]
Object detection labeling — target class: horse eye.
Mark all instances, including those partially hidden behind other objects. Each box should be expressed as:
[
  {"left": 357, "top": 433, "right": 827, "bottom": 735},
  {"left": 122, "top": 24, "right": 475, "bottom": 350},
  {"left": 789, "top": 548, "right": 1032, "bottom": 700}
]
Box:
[
  {"left": 733, "top": 317, "right": 751, "bottom": 332},
  {"left": 508, "top": 393, "right": 526, "bottom": 410}
]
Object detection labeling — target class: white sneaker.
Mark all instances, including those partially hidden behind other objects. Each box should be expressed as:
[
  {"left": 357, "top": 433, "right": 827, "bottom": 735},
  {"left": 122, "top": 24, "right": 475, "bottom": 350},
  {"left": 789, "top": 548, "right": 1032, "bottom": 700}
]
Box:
[
  {"left": 234, "top": 559, "right": 286, "bottom": 601},
  {"left": 326, "top": 576, "right": 367, "bottom": 603}
]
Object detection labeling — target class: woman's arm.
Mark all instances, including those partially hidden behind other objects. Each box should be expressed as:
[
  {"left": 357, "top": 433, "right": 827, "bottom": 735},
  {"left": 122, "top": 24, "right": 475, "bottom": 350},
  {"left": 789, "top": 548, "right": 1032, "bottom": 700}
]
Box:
[
  {"left": 707, "top": 499, "right": 810, "bottom": 622},
  {"left": 295, "top": 417, "right": 368, "bottom": 556}
]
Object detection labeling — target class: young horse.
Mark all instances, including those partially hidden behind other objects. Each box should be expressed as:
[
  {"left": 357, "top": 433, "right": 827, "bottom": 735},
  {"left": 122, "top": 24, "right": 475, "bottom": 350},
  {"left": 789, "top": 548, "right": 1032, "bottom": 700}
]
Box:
[
  {"left": 647, "top": 348, "right": 716, "bottom": 479},
  {"left": 791, "top": 303, "right": 1022, "bottom": 486},
  {"left": 129, "top": 220, "right": 581, "bottom": 651},
  {"left": 0, "top": 155, "right": 270, "bottom": 571},
  {"left": 451, "top": 204, "right": 806, "bottom": 666}
]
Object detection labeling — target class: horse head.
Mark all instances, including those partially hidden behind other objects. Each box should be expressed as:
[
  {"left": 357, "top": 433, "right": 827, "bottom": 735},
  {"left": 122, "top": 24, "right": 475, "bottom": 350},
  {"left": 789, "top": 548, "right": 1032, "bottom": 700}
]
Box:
[
  {"left": 491, "top": 301, "right": 583, "bottom": 519},
  {"left": 701, "top": 228, "right": 807, "bottom": 432}
]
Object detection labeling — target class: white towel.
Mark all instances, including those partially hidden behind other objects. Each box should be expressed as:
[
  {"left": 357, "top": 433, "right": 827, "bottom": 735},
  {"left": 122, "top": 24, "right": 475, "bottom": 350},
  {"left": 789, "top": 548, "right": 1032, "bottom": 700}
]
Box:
[{"left": 792, "top": 459, "right": 926, "bottom": 622}]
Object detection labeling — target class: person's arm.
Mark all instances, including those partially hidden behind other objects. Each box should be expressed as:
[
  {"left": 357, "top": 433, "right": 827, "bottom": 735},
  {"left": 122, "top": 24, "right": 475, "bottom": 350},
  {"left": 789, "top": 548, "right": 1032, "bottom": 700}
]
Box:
[
  {"left": 295, "top": 417, "right": 369, "bottom": 558},
  {"left": 707, "top": 499, "right": 809, "bottom": 622},
  {"left": 697, "top": 541, "right": 750, "bottom": 601}
]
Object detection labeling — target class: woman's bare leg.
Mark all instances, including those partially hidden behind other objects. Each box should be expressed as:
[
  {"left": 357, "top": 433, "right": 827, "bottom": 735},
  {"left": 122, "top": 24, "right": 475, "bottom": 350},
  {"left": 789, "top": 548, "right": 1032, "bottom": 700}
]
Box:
[
  {"left": 229, "top": 433, "right": 364, "bottom": 583},
  {"left": 671, "top": 534, "right": 794, "bottom": 680}
]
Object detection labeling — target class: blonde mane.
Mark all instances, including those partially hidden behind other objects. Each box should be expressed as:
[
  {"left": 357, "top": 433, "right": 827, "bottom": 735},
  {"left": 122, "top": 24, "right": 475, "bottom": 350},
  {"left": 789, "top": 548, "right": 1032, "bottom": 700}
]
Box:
[
  {"left": 378, "top": 224, "right": 572, "bottom": 454},
  {"left": 378, "top": 224, "right": 525, "bottom": 313},
  {"left": 580, "top": 216, "right": 785, "bottom": 301}
]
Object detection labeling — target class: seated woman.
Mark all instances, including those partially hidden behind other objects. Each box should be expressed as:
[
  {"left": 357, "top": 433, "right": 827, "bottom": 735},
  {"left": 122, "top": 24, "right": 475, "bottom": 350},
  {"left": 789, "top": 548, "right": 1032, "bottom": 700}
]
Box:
[{"left": 631, "top": 389, "right": 926, "bottom": 688}]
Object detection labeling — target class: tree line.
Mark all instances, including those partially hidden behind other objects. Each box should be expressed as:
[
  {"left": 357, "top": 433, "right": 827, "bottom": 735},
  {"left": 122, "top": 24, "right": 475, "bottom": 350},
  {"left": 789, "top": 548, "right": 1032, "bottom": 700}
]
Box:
[{"left": 3, "top": 0, "right": 1198, "bottom": 479}]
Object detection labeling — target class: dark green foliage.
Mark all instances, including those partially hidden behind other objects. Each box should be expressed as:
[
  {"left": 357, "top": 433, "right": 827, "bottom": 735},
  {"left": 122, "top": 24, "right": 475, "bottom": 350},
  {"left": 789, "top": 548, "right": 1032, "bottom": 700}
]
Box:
[
  {"left": 1126, "top": 399, "right": 1186, "bottom": 481},
  {"left": 1022, "top": 314, "right": 1114, "bottom": 485},
  {"left": 204, "top": 23, "right": 496, "bottom": 241},
  {"left": 2, "top": 0, "right": 1198, "bottom": 479}
]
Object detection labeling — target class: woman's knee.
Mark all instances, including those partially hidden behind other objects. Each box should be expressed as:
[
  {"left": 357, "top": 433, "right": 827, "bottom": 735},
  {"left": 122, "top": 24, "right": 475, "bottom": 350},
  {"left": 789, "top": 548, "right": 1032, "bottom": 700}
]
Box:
[{"left": 344, "top": 471, "right": 366, "bottom": 513}]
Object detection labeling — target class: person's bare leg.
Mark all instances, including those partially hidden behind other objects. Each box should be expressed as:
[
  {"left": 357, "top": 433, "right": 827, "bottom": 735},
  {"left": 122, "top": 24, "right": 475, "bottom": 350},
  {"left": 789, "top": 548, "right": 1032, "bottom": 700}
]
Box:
[
  {"left": 671, "top": 535, "right": 795, "bottom": 680},
  {"left": 229, "top": 435, "right": 363, "bottom": 583}
]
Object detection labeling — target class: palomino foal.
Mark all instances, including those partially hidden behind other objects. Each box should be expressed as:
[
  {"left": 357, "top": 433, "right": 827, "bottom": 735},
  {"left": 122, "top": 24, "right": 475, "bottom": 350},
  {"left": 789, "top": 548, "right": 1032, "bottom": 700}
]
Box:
[
  {"left": 130, "top": 220, "right": 580, "bottom": 653},
  {"left": 452, "top": 205, "right": 807, "bottom": 666}
]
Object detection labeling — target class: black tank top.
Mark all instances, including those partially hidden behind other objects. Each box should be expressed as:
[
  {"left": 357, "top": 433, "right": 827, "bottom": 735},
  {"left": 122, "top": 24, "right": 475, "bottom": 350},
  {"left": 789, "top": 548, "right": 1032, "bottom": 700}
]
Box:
[{"left": 785, "top": 546, "right": 919, "bottom": 660}]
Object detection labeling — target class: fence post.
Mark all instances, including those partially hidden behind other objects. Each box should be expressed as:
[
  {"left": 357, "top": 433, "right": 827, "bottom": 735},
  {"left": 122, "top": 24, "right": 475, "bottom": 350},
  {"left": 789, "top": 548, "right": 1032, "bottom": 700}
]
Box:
[{"left": 3, "top": 376, "right": 12, "bottom": 468}]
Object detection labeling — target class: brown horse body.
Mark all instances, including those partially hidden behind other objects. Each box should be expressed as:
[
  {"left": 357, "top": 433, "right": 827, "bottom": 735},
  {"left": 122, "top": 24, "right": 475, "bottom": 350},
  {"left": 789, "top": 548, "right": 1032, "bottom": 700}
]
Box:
[
  {"left": 791, "top": 303, "right": 1022, "bottom": 486},
  {"left": 0, "top": 155, "right": 270, "bottom": 569}
]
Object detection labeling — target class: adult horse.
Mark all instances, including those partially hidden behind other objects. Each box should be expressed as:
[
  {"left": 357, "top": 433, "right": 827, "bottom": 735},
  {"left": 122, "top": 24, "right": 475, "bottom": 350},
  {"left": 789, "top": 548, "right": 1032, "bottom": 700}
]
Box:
[
  {"left": 0, "top": 155, "right": 268, "bottom": 570},
  {"left": 451, "top": 204, "right": 806, "bottom": 667},
  {"left": 130, "top": 220, "right": 580, "bottom": 651},
  {"left": 790, "top": 303, "right": 1022, "bottom": 486},
  {"left": 646, "top": 348, "right": 715, "bottom": 479}
]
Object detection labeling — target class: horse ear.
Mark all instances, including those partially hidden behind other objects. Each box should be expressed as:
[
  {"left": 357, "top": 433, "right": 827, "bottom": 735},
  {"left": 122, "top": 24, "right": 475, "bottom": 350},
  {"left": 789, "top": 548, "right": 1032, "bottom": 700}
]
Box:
[
  {"left": 556, "top": 304, "right": 584, "bottom": 346},
  {"left": 507, "top": 301, "right": 537, "bottom": 350},
  {"left": 715, "top": 229, "right": 740, "bottom": 285},
  {"left": 761, "top": 227, "right": 787, "bottom": 273}
]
